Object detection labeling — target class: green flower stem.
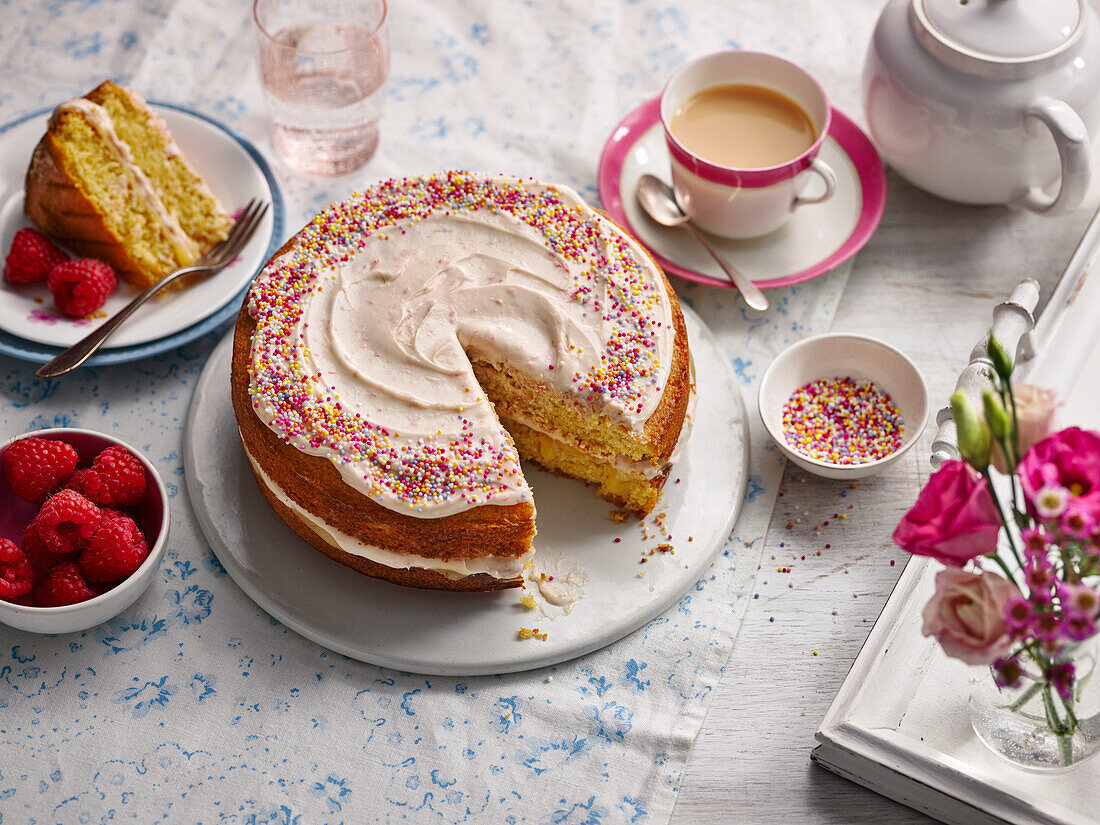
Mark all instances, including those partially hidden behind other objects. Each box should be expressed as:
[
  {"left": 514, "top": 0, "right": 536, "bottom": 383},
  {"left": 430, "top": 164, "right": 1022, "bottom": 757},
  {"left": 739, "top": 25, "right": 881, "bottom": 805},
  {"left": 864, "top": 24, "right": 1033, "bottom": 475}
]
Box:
[
  {"left": 1007, "top": 680, "right": 1044, "bottom": 712},
  {"left": 986, "top": 552, "right": 1021, "bottom": 589},
  {"left": 1060, "top": 692, "right": 1080, "bottom": 731},
  {"left": 981, "top": 469, "right": 1027, "bottom": 584},
  {"left": 1042, "top": 684, "right": 1069, "bottom": 736},
  {"left": 1024, "top": 642, "right": 1053, "bottom": 679},
  {"left": 1006, "top": 374, "right": 1021, "bottom": 461},
  {"left": 1059, "top": 734, "right": 1075, "bottom": 767}
]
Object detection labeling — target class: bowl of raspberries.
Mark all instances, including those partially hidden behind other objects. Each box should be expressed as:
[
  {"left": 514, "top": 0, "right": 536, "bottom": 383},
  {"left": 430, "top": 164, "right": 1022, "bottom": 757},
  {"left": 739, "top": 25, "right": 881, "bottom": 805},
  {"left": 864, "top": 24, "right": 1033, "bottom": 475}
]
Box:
[{"left": 0, "top": 428, "right": 168, "bottom": 633}]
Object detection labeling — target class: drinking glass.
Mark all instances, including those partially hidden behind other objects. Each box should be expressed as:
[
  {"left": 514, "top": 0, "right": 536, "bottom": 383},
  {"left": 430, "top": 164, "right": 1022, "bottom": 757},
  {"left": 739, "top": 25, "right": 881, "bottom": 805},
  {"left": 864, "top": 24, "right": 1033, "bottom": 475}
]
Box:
[{"left": 253, "top": 0, "right": 389, "bottom": 176}]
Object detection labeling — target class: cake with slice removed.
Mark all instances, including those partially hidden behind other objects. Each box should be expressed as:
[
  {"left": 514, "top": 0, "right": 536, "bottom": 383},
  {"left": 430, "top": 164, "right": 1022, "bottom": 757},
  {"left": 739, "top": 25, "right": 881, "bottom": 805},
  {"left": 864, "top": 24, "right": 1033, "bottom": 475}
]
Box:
[
  {"left": 24, "top": 81, "right": 233, "bottom": 289},
  {"left": 232, "top": 172, "right": 694, "bottom": 592}
]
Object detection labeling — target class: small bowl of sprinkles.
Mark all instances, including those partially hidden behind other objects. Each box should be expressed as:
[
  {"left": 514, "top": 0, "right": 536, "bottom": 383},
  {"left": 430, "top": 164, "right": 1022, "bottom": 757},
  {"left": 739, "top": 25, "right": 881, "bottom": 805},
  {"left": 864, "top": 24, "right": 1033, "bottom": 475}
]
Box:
[{"left": 758, "top": 333, "right": 929, "bottom": 479}]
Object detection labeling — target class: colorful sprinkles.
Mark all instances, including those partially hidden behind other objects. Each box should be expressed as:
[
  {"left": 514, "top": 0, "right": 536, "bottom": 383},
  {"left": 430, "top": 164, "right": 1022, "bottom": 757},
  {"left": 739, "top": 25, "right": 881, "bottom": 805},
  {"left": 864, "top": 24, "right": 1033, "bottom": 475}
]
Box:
[
  {"left": 246, "top": 173, "right": 669, "bottom": 512},
  {"left": 781, "top": 377, "right": 903, "bottom": 465}
]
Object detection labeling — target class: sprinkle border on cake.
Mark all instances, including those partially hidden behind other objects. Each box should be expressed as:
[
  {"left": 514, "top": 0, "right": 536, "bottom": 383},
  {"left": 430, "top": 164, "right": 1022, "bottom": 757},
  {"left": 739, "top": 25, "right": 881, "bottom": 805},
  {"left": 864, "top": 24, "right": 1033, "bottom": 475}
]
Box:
[{"left": 246, "top": 172, "right": 669, "bottom": 512}]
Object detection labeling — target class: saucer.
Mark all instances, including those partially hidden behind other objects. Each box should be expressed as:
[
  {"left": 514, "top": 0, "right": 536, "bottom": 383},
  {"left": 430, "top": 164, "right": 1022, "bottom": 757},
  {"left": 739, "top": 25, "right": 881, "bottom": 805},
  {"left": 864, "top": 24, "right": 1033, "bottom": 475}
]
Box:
[
  {"left": 0, "top": 101, "right": 284, "bottom": 363},
  {"left": 597, "top": 97, "right": 886, "bottom": 290}
]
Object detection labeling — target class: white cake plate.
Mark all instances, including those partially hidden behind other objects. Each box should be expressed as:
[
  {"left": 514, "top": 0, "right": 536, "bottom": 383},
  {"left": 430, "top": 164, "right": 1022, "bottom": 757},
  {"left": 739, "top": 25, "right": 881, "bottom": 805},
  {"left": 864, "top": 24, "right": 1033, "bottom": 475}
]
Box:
[{"left": 184, "top": 306, "right": 748, "bottom": 676}]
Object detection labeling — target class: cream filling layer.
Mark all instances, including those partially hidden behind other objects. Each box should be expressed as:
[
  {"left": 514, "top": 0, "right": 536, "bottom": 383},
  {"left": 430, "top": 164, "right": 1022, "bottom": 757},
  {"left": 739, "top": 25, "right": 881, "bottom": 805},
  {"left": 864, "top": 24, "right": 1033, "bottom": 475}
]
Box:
[
  {"left": 245, "top": 445, "right": 532, "bottom": 581},
  {"left": 53, "top": 97, "right": 199, "bottom": 262}
]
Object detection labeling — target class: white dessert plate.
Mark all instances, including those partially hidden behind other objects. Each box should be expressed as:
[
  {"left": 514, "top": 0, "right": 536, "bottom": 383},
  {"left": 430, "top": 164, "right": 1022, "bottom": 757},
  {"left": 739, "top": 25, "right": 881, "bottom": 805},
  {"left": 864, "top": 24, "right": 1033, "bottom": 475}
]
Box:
[
  {"left": 184, "top": 306, "right": 748, "bottom": 676},
  {"left": 0, "top": 101, "right": 283, "bottom": 355},
  {"left": 597, "top": 97, "right": 886, "bottom": 290}
]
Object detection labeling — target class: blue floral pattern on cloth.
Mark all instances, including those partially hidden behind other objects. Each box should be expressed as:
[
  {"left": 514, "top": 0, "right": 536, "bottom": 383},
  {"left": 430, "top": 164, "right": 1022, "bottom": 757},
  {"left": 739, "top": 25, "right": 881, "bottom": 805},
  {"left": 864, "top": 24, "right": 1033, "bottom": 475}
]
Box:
[{"left": 0, "top": 1, "right": 853, "bottom": 822}]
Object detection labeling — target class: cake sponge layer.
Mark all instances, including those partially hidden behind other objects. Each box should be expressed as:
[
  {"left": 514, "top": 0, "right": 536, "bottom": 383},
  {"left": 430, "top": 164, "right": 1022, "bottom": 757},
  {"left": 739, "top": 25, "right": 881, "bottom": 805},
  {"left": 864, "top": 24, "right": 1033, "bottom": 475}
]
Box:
[
  {"left": 85, "top": 81, "right": 232, "bottom": 250},
  {"left": 500, "top": 416, "right": 667, "bottom": 515}
]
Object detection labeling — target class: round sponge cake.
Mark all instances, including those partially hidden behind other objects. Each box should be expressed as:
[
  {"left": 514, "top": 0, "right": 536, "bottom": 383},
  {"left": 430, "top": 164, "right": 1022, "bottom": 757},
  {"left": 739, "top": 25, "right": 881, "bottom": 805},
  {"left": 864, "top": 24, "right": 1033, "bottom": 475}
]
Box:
[{"left": 232, "top": 172, "right": 691, "bottom": 591}]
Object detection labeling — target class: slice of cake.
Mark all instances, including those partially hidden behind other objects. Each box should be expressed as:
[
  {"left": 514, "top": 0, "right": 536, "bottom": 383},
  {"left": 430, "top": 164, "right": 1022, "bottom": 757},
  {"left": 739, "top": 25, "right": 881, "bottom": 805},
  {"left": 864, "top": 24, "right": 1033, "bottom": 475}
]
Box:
[
  {"left": 232, "top": 173, "right": 693, "bottom": 591},
  {"left": 24, "top": 81, "right": 233, "bottom": 290}
]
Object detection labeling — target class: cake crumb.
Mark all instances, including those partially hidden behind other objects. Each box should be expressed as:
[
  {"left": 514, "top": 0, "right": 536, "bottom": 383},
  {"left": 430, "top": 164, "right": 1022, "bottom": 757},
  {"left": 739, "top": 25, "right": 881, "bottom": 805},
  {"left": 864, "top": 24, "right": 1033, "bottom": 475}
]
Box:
[
  {"left": 609, "top": 509, "right": 630, "bottom": 524},
  {"left": 518, "top": 627, "right": 547, "bottom": 641},
  {"left": 520, "top": 594, "right": 536, "bottom": 610}
]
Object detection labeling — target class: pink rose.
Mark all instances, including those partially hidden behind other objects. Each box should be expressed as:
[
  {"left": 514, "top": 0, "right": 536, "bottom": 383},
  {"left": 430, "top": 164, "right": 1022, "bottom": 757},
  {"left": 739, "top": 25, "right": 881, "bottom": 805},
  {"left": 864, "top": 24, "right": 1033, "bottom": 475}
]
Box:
[
  {"left": 1018, "top": 427, "right": 1100, "bottom": 514},
  {"left": 922, "top": 569, "right": 1019, "bottom": 665},
  {"left": 893, "top": 460, "right": 1002, "bottom": 566},
  {"left": 992, "top": 384, "right": 1057, "bottom": 473}
]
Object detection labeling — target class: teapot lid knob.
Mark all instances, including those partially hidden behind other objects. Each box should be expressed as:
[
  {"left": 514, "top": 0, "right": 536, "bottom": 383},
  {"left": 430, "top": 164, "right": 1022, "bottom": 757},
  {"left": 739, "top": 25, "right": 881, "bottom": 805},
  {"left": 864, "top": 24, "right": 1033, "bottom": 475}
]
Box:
[{"left": 913, "top": 0, "right": 1085, "bottom": 75}]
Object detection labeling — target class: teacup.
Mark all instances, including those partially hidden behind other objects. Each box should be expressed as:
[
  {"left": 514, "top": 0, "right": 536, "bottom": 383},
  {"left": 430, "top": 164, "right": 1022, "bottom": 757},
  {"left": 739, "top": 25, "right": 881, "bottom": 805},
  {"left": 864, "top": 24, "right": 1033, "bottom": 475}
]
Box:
[{"left": 661, "top": 50, "right": 837, "bottom": 239}]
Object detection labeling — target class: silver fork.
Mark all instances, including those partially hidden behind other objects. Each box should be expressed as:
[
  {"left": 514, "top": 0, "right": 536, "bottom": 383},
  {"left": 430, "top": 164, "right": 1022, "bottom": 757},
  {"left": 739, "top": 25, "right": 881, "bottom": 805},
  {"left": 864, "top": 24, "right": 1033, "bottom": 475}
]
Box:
[{"left": 36, "top": 199, "right": 269, "bottom": 379}]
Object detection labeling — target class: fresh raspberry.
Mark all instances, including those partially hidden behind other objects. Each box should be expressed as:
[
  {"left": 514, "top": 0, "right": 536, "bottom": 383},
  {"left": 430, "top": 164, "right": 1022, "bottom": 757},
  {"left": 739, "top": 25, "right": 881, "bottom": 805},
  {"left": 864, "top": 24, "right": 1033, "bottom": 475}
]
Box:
[
  {"left": 3, "top": 436, "right": 79, "bottom": 503},
  {"left": 31, "top": 561, "right": 96, "bottom": 607},
  {"left": 64, "top": 469, "right": 90, "bottom": 494},
  {"left": 4, "top": 228, "right": 68, "bottom": 285},
  {"left": 0, "top": 538, "right": 35, "bottom": 602},
  {"left": 30, "top": 489, "right": 102, "bottom": 555},
  {"left": 67, "top": 445, "right": 147, "bottom": 507},
  {"left": 79, "top": 516, "right": 149, "bottom": 583},
  {"left": 48, "top": 258, "right": 116, "bottom": 318},
  {"left": 21, "top": 520, "right": 72, "bottom": 576}
]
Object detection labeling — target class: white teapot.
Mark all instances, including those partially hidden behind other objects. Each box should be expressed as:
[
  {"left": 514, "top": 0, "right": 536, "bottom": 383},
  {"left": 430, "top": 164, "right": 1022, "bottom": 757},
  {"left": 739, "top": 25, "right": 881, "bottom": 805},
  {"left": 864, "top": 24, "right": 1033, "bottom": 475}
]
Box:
[{"left": 863, "top": 0, "right": 1100, "bottom": 214}]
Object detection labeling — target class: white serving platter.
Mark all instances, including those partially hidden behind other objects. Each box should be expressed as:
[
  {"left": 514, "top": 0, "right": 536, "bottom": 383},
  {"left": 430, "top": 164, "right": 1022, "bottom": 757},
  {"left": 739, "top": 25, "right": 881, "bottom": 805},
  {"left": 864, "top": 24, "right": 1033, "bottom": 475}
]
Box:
[
  {"left": 0, "top": 102, "right": 280, "bottom": 350},
  {"left": 183, "top": 306, "right": 748, "bottom": 676},
  {"left": 813, "top": 207, "right": 1100, "bottom": 825}
]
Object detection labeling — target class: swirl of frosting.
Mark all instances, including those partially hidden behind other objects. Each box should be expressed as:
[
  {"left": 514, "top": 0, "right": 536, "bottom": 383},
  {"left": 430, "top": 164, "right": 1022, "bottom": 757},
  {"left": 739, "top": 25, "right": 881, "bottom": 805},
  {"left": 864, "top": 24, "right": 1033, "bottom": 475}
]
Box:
[{"left": 246, "top": 173, "right": 675, "bottom": 517}]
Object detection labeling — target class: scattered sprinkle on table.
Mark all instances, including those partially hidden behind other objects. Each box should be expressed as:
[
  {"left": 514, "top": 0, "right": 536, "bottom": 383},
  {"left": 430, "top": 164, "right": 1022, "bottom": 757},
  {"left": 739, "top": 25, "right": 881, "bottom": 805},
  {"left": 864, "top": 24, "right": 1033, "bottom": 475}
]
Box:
[{"left": 781, "top": 377, "right": 903, "bottom": 464}]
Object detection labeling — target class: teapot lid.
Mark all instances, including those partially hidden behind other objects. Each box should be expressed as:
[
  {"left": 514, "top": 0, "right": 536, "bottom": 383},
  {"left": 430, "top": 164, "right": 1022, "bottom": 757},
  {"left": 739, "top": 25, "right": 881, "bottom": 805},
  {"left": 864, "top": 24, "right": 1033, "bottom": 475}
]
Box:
[{"left": 912, "top": 0, "right": 1085, "bottom": 76}]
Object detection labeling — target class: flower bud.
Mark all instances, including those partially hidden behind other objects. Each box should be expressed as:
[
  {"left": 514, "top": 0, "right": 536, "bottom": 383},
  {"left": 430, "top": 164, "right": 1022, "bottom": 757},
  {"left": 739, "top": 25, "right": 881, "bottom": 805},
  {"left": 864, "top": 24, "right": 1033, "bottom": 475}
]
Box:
[
  {"left": 982, "top": 390, "right": 1011, "bottom": 442},
  {"left": 952, "top": 390, "right": 992, "bottom": 471},
  {"left": 987, "top": 334, "right": 1014, "bottom": 382}
]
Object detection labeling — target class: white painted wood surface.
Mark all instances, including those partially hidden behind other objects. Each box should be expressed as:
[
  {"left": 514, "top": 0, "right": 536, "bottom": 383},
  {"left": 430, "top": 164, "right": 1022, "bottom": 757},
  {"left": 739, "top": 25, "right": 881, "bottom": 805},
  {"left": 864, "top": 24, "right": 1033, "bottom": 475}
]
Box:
[{"left": 669, "top": 3, "right": 1100, "bottom": 820}]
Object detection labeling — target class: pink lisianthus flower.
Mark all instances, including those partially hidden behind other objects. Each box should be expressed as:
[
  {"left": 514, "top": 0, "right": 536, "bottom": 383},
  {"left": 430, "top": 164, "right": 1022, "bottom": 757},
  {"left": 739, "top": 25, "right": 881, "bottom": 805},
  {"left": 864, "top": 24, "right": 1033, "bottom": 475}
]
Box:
[
  {"left": 992, "top": 384, "right": 1057, "bottom": 473},
  {"left": 894, "top": 460, "right": 1002, "bottom": 567},
  {"left": 921, "top": 569, "right": 1019, "bottom": 665},
  {"left": 1019, "top": 427, "right": 1100, "bottom": 517}
]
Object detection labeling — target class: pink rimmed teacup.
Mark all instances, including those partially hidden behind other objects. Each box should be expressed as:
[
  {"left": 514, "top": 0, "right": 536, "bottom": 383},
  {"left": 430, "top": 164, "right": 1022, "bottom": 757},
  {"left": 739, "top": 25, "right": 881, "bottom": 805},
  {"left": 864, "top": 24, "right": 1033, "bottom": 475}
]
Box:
[{"left": 661, "top": 50, "right": 838, "bottom": 239}]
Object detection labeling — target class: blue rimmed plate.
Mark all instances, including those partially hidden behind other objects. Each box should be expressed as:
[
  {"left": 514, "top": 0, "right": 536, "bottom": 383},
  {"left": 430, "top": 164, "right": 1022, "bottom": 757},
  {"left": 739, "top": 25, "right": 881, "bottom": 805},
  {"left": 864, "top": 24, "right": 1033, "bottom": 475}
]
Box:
[{"left": 0, "top": 101, "right": 284, "bottom": 365}]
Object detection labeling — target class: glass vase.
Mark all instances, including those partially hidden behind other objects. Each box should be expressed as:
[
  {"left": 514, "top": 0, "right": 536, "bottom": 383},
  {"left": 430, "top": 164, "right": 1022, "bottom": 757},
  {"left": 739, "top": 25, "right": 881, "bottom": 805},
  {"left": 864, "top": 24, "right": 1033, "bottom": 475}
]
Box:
[{"left": 969, "top": 636, "right": 1100, "bottom": 770}]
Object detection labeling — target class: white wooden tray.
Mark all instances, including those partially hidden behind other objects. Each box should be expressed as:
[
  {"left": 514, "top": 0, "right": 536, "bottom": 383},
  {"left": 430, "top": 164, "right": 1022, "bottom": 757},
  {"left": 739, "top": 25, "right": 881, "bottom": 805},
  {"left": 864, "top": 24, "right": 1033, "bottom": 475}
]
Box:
[{"left": 813, "top": 208, "right": 1100, "bottom": 825}]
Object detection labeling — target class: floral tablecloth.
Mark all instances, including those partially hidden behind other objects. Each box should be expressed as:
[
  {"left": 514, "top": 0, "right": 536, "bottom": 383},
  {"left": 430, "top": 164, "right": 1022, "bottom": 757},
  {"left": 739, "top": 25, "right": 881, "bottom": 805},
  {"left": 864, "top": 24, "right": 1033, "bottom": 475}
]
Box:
[{"left": 0, "top": 2, "right": 852, "bottom": 822}]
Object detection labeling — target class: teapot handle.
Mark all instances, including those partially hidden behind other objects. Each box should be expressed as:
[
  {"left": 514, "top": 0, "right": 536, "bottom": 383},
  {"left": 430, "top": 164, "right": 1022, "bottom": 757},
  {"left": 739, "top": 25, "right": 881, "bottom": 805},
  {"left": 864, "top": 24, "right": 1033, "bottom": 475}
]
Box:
[{"left": 1014, "top": 97, "right": 1090, "bottom": 216}]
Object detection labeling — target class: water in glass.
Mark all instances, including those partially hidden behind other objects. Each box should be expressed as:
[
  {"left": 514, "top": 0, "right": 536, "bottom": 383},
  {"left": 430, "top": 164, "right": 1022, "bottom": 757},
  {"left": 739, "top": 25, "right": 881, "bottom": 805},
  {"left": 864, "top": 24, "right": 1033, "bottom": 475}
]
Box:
[{"left": 257, "top": 21, "right": 388, "bottom": 175}]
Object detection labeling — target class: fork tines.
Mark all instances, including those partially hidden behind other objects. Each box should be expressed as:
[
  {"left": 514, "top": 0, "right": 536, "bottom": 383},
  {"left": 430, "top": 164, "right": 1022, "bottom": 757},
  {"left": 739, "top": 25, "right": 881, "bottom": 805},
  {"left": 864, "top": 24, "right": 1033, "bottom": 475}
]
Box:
[{"left": 204, "top": 198, "right": 268, "bottom": 268}]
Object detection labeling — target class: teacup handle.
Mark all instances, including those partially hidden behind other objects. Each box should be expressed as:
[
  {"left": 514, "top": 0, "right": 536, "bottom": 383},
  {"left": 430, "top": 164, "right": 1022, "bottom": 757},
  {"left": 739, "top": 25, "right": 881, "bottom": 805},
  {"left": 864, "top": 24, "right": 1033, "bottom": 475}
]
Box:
[
  {"left": 1014, "top": 97, "right": 1090, "bottom": 216},
  {"left": 792, "top": 157, "right": 837, "bottom": 209}
]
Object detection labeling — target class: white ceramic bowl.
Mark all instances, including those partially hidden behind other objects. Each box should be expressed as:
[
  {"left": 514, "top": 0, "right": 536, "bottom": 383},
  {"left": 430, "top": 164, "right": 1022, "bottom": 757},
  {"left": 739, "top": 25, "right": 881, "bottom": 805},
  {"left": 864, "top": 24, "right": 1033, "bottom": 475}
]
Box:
[
  {"left": 0, "top": 428, "right": 169, "bottom": 633},
  {"left": 758, "top": 333, "right": 930, "bottom": 479}
]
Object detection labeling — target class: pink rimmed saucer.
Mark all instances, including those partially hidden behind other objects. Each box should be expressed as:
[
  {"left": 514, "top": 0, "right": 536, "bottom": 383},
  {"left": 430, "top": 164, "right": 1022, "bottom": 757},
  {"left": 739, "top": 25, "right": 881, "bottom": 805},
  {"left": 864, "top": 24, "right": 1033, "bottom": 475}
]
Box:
[{"left": 597, "top": 96, "right": 887, "bottom": 290}]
